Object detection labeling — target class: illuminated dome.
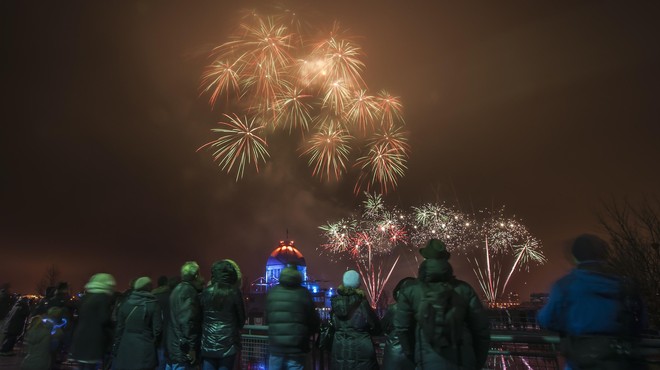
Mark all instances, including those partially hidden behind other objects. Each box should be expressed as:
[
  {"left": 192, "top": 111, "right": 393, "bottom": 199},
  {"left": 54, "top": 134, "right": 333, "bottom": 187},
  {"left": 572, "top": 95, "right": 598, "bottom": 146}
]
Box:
[
  {"left": 267, "top": 240, "right": 306, "bottom": 267},
  {"left": 265, "top": 240, "right": 307, "bottom": 285}
]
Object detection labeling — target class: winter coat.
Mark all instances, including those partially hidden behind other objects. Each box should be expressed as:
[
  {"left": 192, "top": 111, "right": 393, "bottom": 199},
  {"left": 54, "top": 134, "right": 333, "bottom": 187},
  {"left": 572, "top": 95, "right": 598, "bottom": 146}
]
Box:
[
  {"left": 113, "top": 290, "right": 162, "bottom": 370},
  {"left": 70, "top": 292, "right": 116, "bottom": 362},
  {"left": 265, "top": 267, "right": 320, "bottom": 355},
  {"left": 166, "top": 279, "right": 202, "bottom": 364},
  {"left": 330, "top": 286, "right": 381, "bottom": 370},
  {"left": 200, "top": 275, "right": 245, "bottom": 358},
  {"left": 151, "top": 285, "right": 171, "bottom": 350},
  {"left": 537, "top": 261, "right": 646, "bottom": 370},
  {"left": 0, "top": 291, "right": 11, "bottom": 321},
  {"left": 2, "top": 300, "right": 30, "bottom": 336},
  {"left": 21, "top": 317, "right": 62, "bottom": 370},
  {"left": 381, "top": 303, "right": 415, "bottom": 370},
  {"left": 395, "top": 259, "right": 491, "bottom": 370}
]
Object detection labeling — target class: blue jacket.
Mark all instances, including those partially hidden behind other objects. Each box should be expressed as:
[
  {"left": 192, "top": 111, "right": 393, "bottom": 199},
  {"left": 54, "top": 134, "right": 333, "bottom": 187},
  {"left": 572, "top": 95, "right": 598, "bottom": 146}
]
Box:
[
  {"left": 537, "top": 262, "right": 647, "bottom": 370},
  {"left": 537, "top": 262, "right": 644, "bottom": 336}
]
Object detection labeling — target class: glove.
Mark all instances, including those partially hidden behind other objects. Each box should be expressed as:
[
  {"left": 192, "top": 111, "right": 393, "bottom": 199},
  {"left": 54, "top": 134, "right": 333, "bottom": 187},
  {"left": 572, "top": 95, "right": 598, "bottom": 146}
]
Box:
[{"left": 187, "top": 350, "right": 196, "bottom": 365}]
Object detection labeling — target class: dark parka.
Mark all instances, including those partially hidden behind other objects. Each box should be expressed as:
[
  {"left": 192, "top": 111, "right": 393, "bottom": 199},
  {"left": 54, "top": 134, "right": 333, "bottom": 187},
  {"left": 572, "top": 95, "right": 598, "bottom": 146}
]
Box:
[
  {"left": 0, "top": 290, "right": 11, "bottom": 321},
  {"left": 200, "top": 261, "right": 246, "bottom": 359},
  {"left": 2, "top": 299, "right": 30, "bottom": 336},
  {"left": 70, "top": 293, "right": 116, "bottom": 362},
  {"left": 151, "top": 284, "right": 171, "bottom": 351},
  {"left": 381, "top": 279, "right": 416, "bottom": 370},
  {"left": 394, "top": 259, "right": 490, "bottom": 370},
  {"left": 113, "top": 290, "right": 162, "bottom": 370},
  {"left": 330, "top": 286, "right": 382, "bottom": 370},
  {"left": 265, "top": 267, "right": 320, "bottom": 355},
  {"left": 166, "top": 279, "right": 202, "bottom": 364}
]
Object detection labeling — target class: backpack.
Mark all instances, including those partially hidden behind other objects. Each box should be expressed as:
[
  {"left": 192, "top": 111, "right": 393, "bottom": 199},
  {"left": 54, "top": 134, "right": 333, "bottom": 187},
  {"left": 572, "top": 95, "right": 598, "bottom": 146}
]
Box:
[{"left": 416, "top": 281, "right": 467, "bottom": 354}]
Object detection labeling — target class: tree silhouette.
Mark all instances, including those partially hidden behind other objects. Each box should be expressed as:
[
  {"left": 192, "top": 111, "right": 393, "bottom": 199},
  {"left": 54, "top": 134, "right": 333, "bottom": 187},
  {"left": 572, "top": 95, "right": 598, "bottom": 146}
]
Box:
[
  {"left": 599, "top": 198, "right": 660, "bottom": 329},
  {"left": 35, "top": 264, "right": 60, "bottom": 296}
]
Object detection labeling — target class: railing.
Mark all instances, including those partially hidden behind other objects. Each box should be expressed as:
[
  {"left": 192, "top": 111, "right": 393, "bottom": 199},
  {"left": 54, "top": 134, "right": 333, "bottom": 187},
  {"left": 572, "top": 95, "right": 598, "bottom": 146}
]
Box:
[
  {"left": 240, "top": 325, "right": 660, "bottom": 370},
  {"left": 241, "top": 328, "right": 562, "bottom": 369}
]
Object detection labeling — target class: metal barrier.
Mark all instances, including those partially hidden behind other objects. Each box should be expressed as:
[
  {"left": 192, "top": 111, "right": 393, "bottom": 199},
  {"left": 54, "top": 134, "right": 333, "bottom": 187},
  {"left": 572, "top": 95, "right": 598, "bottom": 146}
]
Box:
[
  {"left": 239, "top": 326, "right": 567, "bottom": 369},
  {"left": 240, "top": 325, "right": 660, "bottom": 369}
]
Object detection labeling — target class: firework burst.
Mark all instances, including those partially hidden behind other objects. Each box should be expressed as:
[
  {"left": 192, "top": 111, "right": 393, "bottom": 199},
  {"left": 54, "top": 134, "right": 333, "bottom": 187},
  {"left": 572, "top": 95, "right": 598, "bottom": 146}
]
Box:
[
  {"left": 464, "top": 207, "right": 546, "bottom": 303},
  {"left": 301, "top": 120, "right": 352, "bottom": 182},
  {"left": 319, "top": 193, "right": 409, "bottom": 307},
  {"left": 354, "top": 144, "right": 408, "bottom": 194},
  {"left": 199, "top": 7, "right": 409, "bottom": 192},
  {"left": 197, "top": 114, "right": 269, "bottom": 181},
  {"left": 322, "top": 196, "right": 546, "bottom": 305}
]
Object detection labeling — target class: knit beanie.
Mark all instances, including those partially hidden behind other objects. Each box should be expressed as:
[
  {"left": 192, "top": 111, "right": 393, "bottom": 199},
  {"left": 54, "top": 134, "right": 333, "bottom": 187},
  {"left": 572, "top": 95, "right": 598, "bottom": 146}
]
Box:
[
  {"left": 342, "top": 270, "right": 360, "bottom": 289},
  {"left": 84, "top": 273, "right": 116, "bottom": 295},
  {"left": 133, "top": 276, "right": 152, "bottom": 291},
  {"left": 572, "top": 234, "right": 609, "bottom": 262}
]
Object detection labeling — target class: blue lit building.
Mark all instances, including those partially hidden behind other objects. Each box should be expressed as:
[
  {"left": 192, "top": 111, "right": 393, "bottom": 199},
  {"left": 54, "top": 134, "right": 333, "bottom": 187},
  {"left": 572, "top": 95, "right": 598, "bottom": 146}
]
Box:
[{"left": 246, "top": 239, "right": 333, "bottom": 323}]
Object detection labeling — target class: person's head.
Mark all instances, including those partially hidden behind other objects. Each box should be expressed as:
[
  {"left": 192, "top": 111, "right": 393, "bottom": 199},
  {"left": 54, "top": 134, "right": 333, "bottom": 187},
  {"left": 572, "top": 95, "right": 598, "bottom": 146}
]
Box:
[
  {"left": 211, "top": 260, "right": 238, "bottom": 286},
  {"left": 392, "top": 277, "right": 415, "bottom": 302},
  {"left": 180, "top": 261, "right": 200, "bottom": 282},
  {"left": 342, "top": 270, "right": 361, "bottom": 289},
  {"left": 46, "top": 306, "right": 64, "bottom": 321},
  {"left": 279, "top": 266, "right": 303, "bottom": 287},
  {"left": 44, "top": 286, "right": 57, "bottom": 298},
  {"left": 168, "top": 275, "right": 181, "bottom": 289},
  {"left": 419, "top": 239, "right": 451, "bottom": 260},
  {"left": 418, "top": 258, "right": 454, "bottom": 283},
  {"left": 223, "top": 259, "right": 242, "bottom": 287},
  {"left": 56, "top": 282, "right": 69, "bottom": 296},
  {"left": 84, "top": 273, "right": 116, "bottom": 295},
  {"left": 571, "top": 234, "right": 609, "bottom": 263},
  {"left": 156, "top": 275, "right": 169, "bottom": 288},
  {"left": 133, "top": 276, "right": 152, "bottom": 292}
]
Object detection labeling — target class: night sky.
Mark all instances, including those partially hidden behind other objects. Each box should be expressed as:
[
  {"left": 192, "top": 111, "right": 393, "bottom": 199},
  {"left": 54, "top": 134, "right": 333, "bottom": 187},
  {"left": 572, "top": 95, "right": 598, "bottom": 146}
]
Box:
[{"left": 3, "top": 1, "right": 659, "bottom": 298}]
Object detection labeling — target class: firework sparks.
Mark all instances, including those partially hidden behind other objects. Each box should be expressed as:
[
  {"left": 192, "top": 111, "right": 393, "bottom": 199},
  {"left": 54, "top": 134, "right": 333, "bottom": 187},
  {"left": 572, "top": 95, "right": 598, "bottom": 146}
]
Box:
[
  {"left": 300, "top": 120, "right": 352, "bottom": 181},
  {"left": 354, "top": 144, "right": 408, "bottom": 194},
  {"left": 346, "top": 90, "right": 379, "bottom": 133},
  {"left": 197, "top": 114, "right": 269, "bottom": 181},
  {"left": 274, "top": 85, "right": 313, "bottom": 132},
  {"left": 198, "top": 7, "right": 409, "bottom": 190},
  {"left": 465, "top": 207, "right": 546, "bottom": 303},
  {"left": 322, "top": 196, "right": 546, "bottom": 305},
  {"left": 319, "top": 193, "right": 409, "bottom": 307},
  {"left": 376, "top": 90, "right": 404, "bottom": 128}
]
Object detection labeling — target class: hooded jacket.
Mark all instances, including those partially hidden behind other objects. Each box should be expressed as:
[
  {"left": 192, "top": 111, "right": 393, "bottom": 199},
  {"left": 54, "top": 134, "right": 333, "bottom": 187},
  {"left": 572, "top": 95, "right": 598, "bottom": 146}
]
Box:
[
  {"left": 200, "top": 261, "right": 246, "bottom": 358},
  {"left": 70, "top": 292, "right": 116, "bottom": 363},
  {"left": 113, "top": 290, "right": 162, "bottom": 370},
  {"left": 394, "top": 259, "right": 490, "bottom": 370},
  {"left": 265, "top": 267, "right": 320, "bottom": 355},
  {"left": 329, "top": 285, "right": 382, "bottom": 370}
]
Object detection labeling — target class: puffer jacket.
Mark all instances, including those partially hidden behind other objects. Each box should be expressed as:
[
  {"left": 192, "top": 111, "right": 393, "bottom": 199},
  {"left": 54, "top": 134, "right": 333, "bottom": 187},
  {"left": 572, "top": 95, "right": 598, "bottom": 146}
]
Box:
[
  {"left": 330, "top": 286, "right": 381, "bottom": 370},
  {"left": 381, "top": 303, "right": 415, "bottom": 370},
  {"left": 394, "top": 259, "right": 491, "bottom": 370},
  {"left": 113, "top": 290, "right": 162, "bottom": 370},
  {"left": 265, "top": 267, "right": 320, "bottom": 355},
  {"left": 200, "top": 261, "right": 246, "bottom": 358},
  {"left": 166, "top": 279, "right": 202, "bottom": 364}
]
